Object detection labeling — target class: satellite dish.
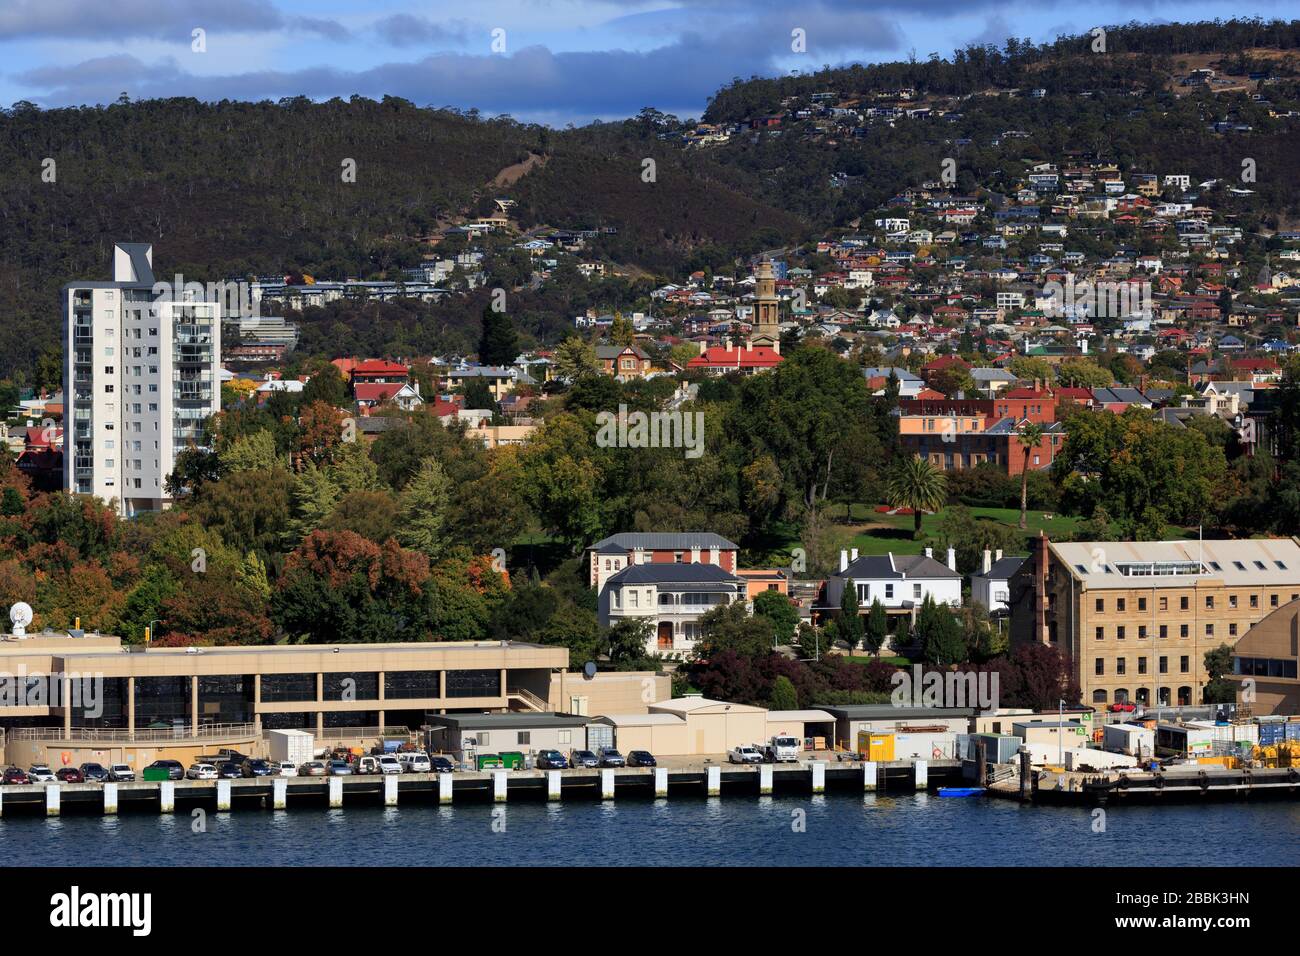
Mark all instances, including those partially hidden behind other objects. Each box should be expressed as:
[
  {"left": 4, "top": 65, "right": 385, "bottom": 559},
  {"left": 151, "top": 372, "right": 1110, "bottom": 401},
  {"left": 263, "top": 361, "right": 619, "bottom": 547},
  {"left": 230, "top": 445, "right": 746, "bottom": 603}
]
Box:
[
  {"left": 582, "top": 661, "right": 598, "bottom": 681},
  {"left": 9, "top": 602, "right": 32, "bottom": 637}
]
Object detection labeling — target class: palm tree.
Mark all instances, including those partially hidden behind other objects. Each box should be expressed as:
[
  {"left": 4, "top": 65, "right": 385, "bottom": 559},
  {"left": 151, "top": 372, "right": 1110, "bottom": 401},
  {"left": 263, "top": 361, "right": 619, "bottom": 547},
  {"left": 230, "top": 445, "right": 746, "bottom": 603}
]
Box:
[
  {"left": 887, "top": 454, "right": 948, "bottom": 538},
  {"left": 1016, "top": 421, "right": 1045, "bottom": 530}
]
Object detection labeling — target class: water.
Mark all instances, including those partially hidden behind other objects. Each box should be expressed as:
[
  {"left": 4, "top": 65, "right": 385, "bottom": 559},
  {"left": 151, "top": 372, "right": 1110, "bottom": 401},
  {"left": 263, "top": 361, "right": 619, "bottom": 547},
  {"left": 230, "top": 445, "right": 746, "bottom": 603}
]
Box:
[{"left": 4, "top": 795, "right": 1297, "bottom": 866}]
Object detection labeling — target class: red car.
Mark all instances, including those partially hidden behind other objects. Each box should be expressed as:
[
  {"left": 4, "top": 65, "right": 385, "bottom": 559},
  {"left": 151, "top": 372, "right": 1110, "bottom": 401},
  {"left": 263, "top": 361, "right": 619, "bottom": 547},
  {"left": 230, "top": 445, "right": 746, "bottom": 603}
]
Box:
[
  {"left": 55, "top": 767, "right": 84, "bottom": 783},
  {"left": 2, "top": 767, "right": 32, "bottom": 785},
  {"left": 1109, "top": 702, "right": 1137, "bottom": 713}
]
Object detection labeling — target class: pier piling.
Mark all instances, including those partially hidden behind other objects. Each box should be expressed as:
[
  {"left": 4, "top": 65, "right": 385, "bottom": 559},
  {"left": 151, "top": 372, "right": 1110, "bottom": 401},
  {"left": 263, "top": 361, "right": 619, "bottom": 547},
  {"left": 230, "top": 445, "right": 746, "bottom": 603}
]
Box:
[
  {"left": 103, "top": 782, "right": 117, "bottom": 815},
  {"left": 46, "top": 784, "right": 60, "bottom": 817},
  {"left": 160, "top": 781, "right": 175, "bottom": 813},
  {"left": 601, "top": 768, "right": 615, "bottom": 799},
  {"left": 811, "top": 761, "right": 826, "bottom": 794},
  {"left": 493, "top": 771, "right": 507, "bottom": 803},
  {"left": 914, "top": 760, "right": 928, "bottom": 791},
  {"left": 384, "top": 774, "right": 398, "bottom": 807},
  {"left": 216, "top": 779, "right": 231, "bottom": 811},
  {"left": 864, "top": 761, "right": 878, "bottom": 791},
  {"left": 706, "top": 765, "right": 720, "bottom": 796},
  {"left": 759, "top": 764, "right": 773, "bottom": 795},
  {"left": 328, "top": 776, "right": 342, "bottom": 808},
  {"left": 438, "top": 772, "right": 453, "bottom": 804},
  {"left": 272, "top": 778, "right": 286, "bottom": 810},
  {"left": 654, "top": 767, "right": 668, "bottom": 797},
  {"left": 547, "top": 770, "right": 561, "bottom": 801}
]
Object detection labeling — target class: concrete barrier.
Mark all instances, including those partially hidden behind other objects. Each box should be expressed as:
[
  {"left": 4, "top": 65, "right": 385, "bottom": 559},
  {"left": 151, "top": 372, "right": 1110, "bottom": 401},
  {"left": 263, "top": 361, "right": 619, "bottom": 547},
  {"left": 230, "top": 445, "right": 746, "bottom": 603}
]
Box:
[
  {"left": 102, "top": 782, "right": 117, "bottom": 814},
  {"left": 160, "top": 781, "right": 175, "bottom": 813},
  {"left": 384, "top": 774, "right": 398, "bottom": 807},
  {"left": 914, "top": 760, "right": 928, "bottom": 790},
  {"left": 759, "top": 764, "right": 773, "bottom": 795},
  {"left": 601, "top": 768, "right": 614, "bottom": 799},
  {"left": 864, "top": 761, "right": 878, "bottom": 792},
  {"left": 706, "top": 765, "right": 721, "bottom": 796},
  {"left": 438, "top": 772, "right": 453, "bottom": 804},
  {"left": 547, "top": 770, "right": 561, "bottom": 801},
  {"left": 273, "top": 778, "right": 287, "bottom": 810},
  {"left": 46, "top": 784, "right": 60, "bottom": 817},
  {"left": 216, "top": 779, "right": 231, "bottom": 811},
  {"left": 654, "top": 767, "right": 668, "bottom": 797},
  {"left": 328, "top": 776, "right": 342, "bottom": 808},
  {"left": 493, "top": 771, "right": 507, "bottom": 803},
  {"left": 811, "top": 761, "right": 826, "bottom": 794}
]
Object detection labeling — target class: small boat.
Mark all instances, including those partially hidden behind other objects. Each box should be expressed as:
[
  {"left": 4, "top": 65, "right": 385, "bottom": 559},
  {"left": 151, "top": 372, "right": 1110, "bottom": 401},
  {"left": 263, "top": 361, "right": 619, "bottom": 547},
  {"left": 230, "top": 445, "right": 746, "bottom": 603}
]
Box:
[{"left": 936, "top": 787, "right": 985, "bottom": 797}]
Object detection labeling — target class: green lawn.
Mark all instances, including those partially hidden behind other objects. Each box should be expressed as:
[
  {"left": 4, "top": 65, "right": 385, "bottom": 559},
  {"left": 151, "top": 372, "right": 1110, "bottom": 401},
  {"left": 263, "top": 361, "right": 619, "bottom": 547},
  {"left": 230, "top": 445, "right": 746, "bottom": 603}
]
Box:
[
  {"left": 841, "top": 655, "right": 912, "bottom": 667},
  {"left": 846, "top": 506, "right": 1081, "bottom": 556}
]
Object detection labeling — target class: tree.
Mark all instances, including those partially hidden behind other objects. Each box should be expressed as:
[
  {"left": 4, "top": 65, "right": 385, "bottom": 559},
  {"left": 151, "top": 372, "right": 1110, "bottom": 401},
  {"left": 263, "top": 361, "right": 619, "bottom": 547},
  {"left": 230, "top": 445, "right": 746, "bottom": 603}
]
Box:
[
  {"left": 553, "top": 336, "right": 601, "bottom": 383},
  {"left": 301, "top": 362, "right": 347, "bottom": 407},
  {"left": 695, "top": 600, "right": 774, "bottom": 658},
  {"left": 607, "top": 617, "right": 654, "bottom": 666},
  {"left": 915, "top": 595, "right": 965, "bottom": 665},
  {"left": 1056, "top": 359, "right": 1113, "bottom": 389},
  {"left": 887, "top": 454, "right": 948, "bottom": 538},
  {"left": 218, "top": 429, "right": 280, "bottom": 475},
  {"left": 1015, "top": 421, "right": 1044, "bottom": 530},
  {"left": 839, "top": 582, "right": 863, "bottom": 651},
  {"left": 397, "top": 457, "right": 451, "bottom": 560},
  {"left": 864, "top": 598, "right": 889, "bottom": 657},
  {"left": 770, "top": 674, "right": 799, "bottom": 709},
  {"left": 1202, "top": 643, "right": 1237, "bottom": 704},
  {"left": 478, "top": 307, "right": 519, "bottom": 366},
  {"left": 753, "top": 589, "right": 798, "bottom": 645}
]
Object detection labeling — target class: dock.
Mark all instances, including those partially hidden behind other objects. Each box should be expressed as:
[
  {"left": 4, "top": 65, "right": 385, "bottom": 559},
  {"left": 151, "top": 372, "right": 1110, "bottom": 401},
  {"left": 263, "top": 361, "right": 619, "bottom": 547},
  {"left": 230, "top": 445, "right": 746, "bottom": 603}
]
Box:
[
  {"left": 979, "top": 757, "right": 1300, "bottom": 805},
  {"left": 0, "top": 759, "right": 962, "bottom": 817}
]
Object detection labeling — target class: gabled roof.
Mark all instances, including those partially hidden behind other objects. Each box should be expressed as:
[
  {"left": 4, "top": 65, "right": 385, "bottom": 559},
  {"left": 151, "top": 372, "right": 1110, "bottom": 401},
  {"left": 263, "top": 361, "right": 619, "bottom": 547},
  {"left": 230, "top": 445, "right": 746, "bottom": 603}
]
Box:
[
  {"left": 592, "top": 532, "right": 738, "bottom": 553},
  {"left": 605, "top": 562, "right": 742, "bottom": 588}
]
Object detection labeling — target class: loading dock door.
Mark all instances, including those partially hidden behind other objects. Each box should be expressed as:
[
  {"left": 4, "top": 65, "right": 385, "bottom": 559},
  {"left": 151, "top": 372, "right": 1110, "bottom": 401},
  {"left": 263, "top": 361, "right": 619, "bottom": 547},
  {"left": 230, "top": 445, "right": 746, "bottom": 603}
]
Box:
[{"left": 587, "top": 723, "right": 613, "bottom": 752}]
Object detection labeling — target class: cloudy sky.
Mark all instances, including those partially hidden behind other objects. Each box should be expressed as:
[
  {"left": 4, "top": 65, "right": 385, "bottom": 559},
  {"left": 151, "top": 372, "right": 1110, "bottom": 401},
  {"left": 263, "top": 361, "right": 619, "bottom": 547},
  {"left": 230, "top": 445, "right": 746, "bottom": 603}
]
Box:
[{"left": 0, "top": 0, "right": 1286, "bottom": 124}]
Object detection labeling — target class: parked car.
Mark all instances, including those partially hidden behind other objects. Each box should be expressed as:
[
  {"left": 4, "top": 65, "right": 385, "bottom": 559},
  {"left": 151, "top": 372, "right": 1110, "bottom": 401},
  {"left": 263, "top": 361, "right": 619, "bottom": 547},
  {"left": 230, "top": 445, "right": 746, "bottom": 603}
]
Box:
[
  {"left": 429, "top": 756, "right": 455, "bottom": 774},
  {"left": 729, "top": 745, "right": 763, "bottom": 765},
  {"left": 570, "top": 750, "right": 600, "bottom": 769},
  {"left": 298, "top": 761, "right": 328, "bottom": 777},
  {"left": 535, "top": 749, "right": 569, "bottom": 769},
  {"left": 1109, "top": 702, "right": 1137, "bottom": 713},
  {"left": 107, "top": 764, "right": 135, "bottom": 782},
  {"left": 399, "top": 752, "right": 432, "bottom": 773},
  {"left": 217, "top": 762, "right": 243, "bottom": 779},
  {"left": 598, "top": 748, "right": 626, "bottom": 768},
  {"left": 55, "top": 767, "right": 85, "bottom": 783},
  {"left": 354, "top": 756, "right": 380, "bottom": 775},
  {"left": 79, "top": 762, "right": 109, "bottom": 783},
  {"left": 327, "top": 760, "right": 353, "bottom": 776},
  {"left": 627, "top": 750, "right": 657, "bottom": 767},
  {"left": 3, "top": 766, "right": 31, "bottom": 784},
  {"left": 275, "top": 761, "right": 298, "bottom": 777},
  {"left": 377, "top": 755, "right": 403, "bottom": 775},
  {"left": 28, "top": 765, "right": 56, "bottom": 782},
  {"left": 146, "top": 759, "right": 185, "bottom": 780},
  {"left": 186, "top": 763, "right": 218, "bottom": 780},
  {"left": 241, "top": 758, "right": 274, "bottom": 778}
]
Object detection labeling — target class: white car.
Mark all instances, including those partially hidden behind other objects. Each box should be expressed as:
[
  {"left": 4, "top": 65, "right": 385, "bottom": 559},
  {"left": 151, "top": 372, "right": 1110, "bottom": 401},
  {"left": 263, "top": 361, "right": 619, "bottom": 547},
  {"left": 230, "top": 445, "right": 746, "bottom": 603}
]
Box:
[
  {"left": 107, "top": 763, "right": 135, "bottom": 782},
  {"left": 28, "top": 765, "right": 56, "bottom": 782},
  {"left": 728, "top": 746, "right": 763, "bottom": 765},
  {"left": 377, "top": 755, "right": 403, "bottom": 775},
  {"left": 275, "top": 761, "right": 298, "bottom": 777},
  {"left": 400, "top": 752, "right": 432, "bottom": 773},
  {"left": 186, "top": 763, "right": 218, "bottom": 780}
]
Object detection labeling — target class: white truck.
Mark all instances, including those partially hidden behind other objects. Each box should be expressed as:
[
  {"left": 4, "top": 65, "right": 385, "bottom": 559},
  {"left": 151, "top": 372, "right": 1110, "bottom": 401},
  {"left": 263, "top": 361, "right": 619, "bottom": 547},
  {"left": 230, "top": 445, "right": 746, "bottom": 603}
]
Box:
[
  {"left": 762, "top": 735, "right": 801, "bottom": 763},
  {"left": 267, "top": 729, "right": 315, "bottom": 768}
]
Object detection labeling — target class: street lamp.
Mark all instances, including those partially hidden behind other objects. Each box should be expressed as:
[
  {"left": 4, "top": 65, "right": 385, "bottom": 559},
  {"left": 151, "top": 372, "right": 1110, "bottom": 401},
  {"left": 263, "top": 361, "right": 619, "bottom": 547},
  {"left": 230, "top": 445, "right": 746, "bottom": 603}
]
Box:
[
  {"left": 1058, "top": 698, "right": 1065, "bottom": 768},
  {"left": 146, "top": 619, "right": 162, "bottom": 644}
]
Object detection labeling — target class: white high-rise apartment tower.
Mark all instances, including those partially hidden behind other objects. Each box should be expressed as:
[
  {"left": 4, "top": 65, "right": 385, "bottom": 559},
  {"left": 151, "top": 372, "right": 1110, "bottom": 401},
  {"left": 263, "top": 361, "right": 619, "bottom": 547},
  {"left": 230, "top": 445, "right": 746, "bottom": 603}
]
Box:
[{"left": 63, "top": 243, "right": 220, "bottom": 516}]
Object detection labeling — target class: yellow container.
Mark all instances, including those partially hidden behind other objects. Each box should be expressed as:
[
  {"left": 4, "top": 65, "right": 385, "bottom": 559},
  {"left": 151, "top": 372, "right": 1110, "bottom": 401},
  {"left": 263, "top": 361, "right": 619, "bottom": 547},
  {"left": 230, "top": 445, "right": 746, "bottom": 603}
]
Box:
[{"left": 857, "top": 732, "right": 894, "bottom": 762}]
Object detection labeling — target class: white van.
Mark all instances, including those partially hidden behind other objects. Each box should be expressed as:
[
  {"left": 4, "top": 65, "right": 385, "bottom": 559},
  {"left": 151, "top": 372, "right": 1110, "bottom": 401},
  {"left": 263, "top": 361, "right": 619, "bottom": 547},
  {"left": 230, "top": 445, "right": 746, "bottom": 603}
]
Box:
[{"left": 399, "top": 752, "right": 432, "bottom": 773}]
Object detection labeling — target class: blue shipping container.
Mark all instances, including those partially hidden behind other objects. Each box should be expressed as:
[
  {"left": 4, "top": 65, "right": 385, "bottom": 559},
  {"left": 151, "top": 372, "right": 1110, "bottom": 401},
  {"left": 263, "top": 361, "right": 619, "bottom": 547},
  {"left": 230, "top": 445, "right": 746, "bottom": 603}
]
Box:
[{"left": 1286, "top": 723, "right": 1300, "bottom": 741}]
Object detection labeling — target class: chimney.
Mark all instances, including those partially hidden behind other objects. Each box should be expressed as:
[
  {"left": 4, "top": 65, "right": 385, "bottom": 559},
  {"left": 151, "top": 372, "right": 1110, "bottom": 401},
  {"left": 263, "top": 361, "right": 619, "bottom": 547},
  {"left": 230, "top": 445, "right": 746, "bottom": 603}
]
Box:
[
  {"left": 947, "top": 547, "right": 957, "bottom": 571},
  {"left": 840, "top": 550, "right": 849, "bottom": 573},
  {"left": 850, "top": 548, "right": 859, "bottom": 562},
  {"left": 982, "top": 549, "right": 992, "bottom": 574},
  {"left": 925, "top": 547, "right": 933, "bottom": 559},
  {"left": 995, "top": 549, "right": 1003, "bottom": 562}
]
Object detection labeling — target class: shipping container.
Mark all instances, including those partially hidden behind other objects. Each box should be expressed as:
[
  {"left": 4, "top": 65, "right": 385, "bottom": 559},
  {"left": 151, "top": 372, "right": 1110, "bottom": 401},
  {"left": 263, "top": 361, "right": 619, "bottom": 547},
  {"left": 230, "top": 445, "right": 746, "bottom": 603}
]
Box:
[
  {"left": 891, "top": 732, "right": 956, "bottom": 760},
  {"left": 267, "top": 729, "right": 315, "bottom": 766},
  {"left": 971, "top": 733, "right": 1020, "bottom": 764},
  {"left": 857, "top": 731, "right": 895, "bottom": 762},
  {"left": 1259, "top": 724, "right": 1286, "bottom": 746},
  {"left": 1103, "top": 723, "right": 1155, "bottom": 757},
  {"left": 1286, "top": 723, "right": 1300, "bottom": 742}
]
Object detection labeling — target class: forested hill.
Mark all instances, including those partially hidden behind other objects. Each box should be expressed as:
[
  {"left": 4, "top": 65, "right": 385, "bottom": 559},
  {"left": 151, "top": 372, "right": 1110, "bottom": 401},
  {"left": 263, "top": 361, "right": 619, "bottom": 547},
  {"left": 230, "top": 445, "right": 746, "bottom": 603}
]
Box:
[{"left": 0, "top": 95, "right": 804, "bottom": 378}]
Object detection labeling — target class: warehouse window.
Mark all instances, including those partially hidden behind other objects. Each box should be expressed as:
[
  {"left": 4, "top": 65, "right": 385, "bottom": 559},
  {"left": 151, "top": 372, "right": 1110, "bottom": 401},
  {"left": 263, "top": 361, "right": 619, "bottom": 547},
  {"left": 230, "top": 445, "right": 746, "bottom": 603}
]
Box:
[
  {"left": 1116, "top": 658, "right": 1126, "bottom": 675},
  {"left": 1117, "top": 598, "right": 1126, "bottom": 612},
  {"left": 1095, "top": 627, "right": 1104, "bottom": 641},
  {"left": 1095, "top": 598, "right": 1105, "bottom": 613},
  {"left": 1137, "top": 657, "right": 1147, "bottom": 674},
  {"left": 1159, "top": 624, "right": 1168, "bottom": 638},
  {"left": 1180, "top": 596, "right": 1189, "bottom": 610},
  {"left": 1180, "top": 656, "right": 1189, "bottom": 673},
  {"left": 1095, "top": 658, "right": 1104, "bottom": 676}
]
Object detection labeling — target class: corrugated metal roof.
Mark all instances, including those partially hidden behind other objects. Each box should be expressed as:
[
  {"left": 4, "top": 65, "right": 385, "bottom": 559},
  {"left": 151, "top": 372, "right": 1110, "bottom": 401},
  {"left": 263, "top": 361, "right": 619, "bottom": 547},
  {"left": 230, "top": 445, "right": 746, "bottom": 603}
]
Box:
[{"left": 1051, "top": 538, "right": 1300, "bottom": 589}]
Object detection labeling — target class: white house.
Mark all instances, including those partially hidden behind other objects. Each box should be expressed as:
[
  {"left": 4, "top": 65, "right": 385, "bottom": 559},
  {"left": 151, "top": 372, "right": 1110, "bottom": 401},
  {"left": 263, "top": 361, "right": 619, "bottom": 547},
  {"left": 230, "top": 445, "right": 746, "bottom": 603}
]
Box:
[
  {"left": 598, "top": 562, "right": 748, "bottom": 656},
  {"left": 824, "top": 549, "right": 963, "bottom": 613},
  {"left": 969, "top": 550, "right": 1025, "bottom": 614}
]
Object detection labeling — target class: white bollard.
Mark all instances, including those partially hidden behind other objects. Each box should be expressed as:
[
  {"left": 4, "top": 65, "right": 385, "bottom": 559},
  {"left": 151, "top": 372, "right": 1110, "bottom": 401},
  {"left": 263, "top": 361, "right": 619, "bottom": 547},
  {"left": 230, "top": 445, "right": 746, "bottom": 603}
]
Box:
[
  {"left": 160, "top": 781, "right": 175, "bottom": 813},
  {"left": 438, "top": 771, "right": 453, "bottom": 805},
  {"left": 493, "top": 771, "right": 507, "bottom": 803},
  {"left": 547, "top": 770, "right": 561, "bottom": 801},
  {"left": 0, "top": 786, "right": 5, "bottom": 817},
  {"left": 864, "top": 761, "right": 878, "bottom": 792},
  {"left": 600, "top": 768, "right": 614, "bottom": 799},
  {"left": 759, "top": 763, "right": 773, "bottom": 795},
  {"left": 914, "top": 760, "right": 928, "bottom": 791},
  {"left": 384, "top": 774, "right": 398, "bottom": 807},
  {"left": 706, "top": 765, "right": 721, "bottom": 796},
  {"left": 654, "top": 766, "right": 668, "bottom": 798},
  {"left": 273, "top": 777, "right": 287, "bottom": 810},
  {"left": 103, "top": 782, "right": 118, "bottom": 814},
  {"left": 811, "top": 761, "right": 826, "bottom": 794},
  {"left": 216, "top": 779, "right": 231, "bottom": 811},
  {"left": 46, "top": 784, "right": 60, "bottom": 817},
  {"left": 328, "top": 776, "right": 342, "bottom": 808}
]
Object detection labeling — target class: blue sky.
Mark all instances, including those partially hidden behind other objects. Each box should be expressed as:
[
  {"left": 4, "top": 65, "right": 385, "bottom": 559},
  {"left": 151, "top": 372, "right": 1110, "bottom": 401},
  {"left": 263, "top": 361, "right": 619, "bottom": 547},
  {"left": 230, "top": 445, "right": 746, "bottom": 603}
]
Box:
[{"left": 0, "top": 0, "right": 1288, "bottom": 125}]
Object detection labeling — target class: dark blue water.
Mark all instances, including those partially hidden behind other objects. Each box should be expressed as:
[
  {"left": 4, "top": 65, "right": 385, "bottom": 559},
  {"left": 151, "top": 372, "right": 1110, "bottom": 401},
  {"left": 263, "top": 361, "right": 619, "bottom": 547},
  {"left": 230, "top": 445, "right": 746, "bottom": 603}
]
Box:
[{"left": 4, "top": 795, "right": 1297, "bottom": 866}]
